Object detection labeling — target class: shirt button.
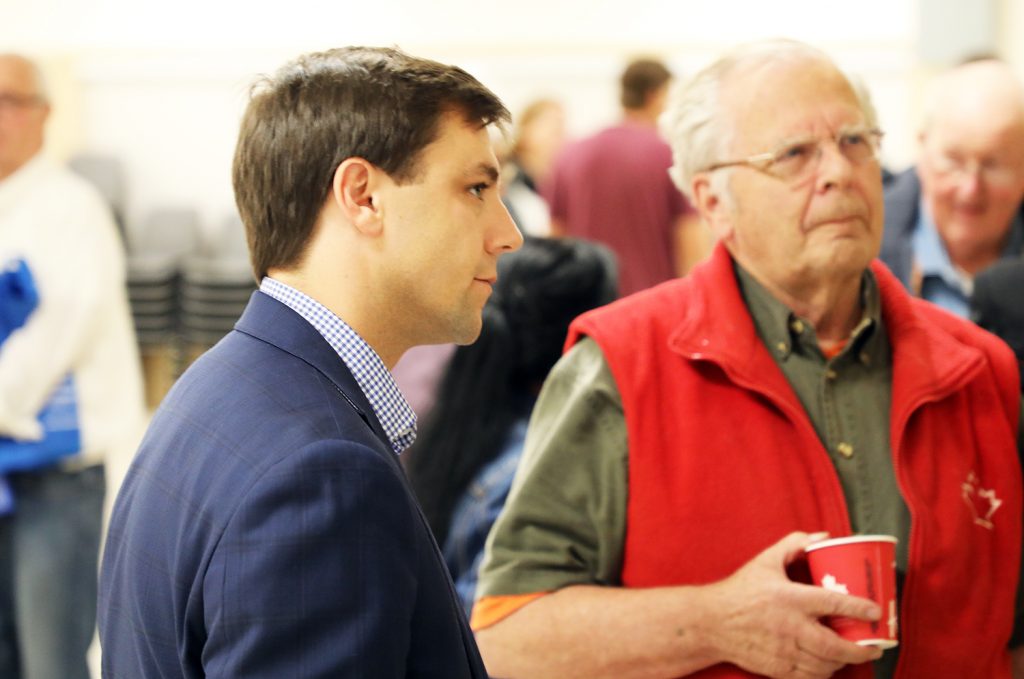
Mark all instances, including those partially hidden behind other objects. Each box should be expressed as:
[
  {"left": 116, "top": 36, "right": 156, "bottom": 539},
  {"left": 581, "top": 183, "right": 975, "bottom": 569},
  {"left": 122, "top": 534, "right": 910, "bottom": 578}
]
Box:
[
  {"left": 790, "top": 319, "right": 805, "bottom": 334},
  {"left": 859, "top": 351, "right": 871, "bottom": 366},
  {"left": 837, "top": 442, "right": 854, "bottom": 458},
  {"left": 776, "top": 341, "right": 788, "bottom": 354},
  {"left": 825, "top": 369, "right": 838, "bottom": 380}
]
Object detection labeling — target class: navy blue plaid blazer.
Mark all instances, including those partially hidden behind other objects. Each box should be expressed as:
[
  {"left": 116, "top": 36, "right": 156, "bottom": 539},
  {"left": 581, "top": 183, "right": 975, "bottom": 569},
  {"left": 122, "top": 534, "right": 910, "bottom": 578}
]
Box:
[{"left": 99, "top": 291, "right": 487, "bottom": 678}]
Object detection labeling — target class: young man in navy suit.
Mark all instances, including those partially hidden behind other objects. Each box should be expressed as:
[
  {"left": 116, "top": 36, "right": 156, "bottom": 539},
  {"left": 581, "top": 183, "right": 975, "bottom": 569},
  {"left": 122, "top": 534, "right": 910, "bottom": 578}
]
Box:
[{"left": 98, "top": 47, "right": 522, "bottom": 678}]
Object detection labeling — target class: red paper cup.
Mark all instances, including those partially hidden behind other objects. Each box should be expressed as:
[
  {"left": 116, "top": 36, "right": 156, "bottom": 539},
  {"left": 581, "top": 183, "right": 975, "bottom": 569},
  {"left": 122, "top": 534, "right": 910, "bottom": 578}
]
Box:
[{"left": 804, "top": 535, "right": 898, "bottom": 649}]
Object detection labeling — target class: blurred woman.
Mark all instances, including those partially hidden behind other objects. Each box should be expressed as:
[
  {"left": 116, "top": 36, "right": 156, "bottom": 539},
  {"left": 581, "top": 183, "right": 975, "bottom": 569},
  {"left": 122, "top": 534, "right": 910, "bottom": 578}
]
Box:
[{"left": 501, "top": 99, "right": 567, "bottom": 236}]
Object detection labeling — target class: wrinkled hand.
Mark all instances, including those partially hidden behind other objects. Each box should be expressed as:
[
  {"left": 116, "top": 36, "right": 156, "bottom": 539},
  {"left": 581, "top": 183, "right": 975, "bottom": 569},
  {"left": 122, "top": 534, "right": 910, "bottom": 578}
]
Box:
[{"left": 703, "top": 531, "right": 883, "bottom": 678}]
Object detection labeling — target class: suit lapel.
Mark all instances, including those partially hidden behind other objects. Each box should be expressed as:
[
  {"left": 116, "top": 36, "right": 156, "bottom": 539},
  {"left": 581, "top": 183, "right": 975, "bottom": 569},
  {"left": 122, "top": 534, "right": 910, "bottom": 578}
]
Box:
[
  {"left": 232, "top": 291, "right": 392, "bottom": 449},
  {"left": 234, "top": 292, "right": 486, "bottom": 674}
]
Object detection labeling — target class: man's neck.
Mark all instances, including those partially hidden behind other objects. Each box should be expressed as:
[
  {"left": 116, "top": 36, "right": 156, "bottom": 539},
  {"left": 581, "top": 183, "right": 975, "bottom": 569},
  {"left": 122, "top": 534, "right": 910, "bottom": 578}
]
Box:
[
  {"left": 943, "top": 238, "right": 1007, "bottom": 277},
  {"left": 622, "top": 108, "right": 659, "bottom": 128},
  {"left": 267, "top": 266, "right": 405, "bottom": 370},
  {"left": 0, "top": 154, "right": 37, "bottom": 183},
  {"left": 751, "top": 268, "right": 865, "bottom": 343}
]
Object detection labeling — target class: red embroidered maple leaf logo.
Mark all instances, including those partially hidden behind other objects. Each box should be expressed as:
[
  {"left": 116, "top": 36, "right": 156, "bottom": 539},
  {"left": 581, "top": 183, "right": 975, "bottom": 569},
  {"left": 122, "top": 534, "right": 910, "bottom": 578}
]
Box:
[{"left": 961, "top": 472, "right": 1002, "bottom": 530}]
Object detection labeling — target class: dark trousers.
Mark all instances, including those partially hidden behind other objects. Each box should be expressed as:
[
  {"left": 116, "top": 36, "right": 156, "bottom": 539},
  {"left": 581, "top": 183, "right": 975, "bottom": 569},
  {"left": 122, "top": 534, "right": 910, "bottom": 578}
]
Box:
[{"left": 0, "top": 464, "right": 105, "bottom": 679}]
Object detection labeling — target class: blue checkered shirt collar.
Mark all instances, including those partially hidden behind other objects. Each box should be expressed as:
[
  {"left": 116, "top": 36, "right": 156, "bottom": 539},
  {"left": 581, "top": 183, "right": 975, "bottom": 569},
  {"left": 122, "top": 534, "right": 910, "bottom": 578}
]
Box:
[{"left": 259, "top": 277, "right": 417, "bottom": 453}]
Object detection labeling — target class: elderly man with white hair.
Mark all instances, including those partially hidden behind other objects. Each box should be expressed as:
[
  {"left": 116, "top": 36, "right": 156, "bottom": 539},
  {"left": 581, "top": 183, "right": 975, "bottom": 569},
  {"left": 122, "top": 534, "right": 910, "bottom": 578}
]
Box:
[
  {"left": 0, "top": 54, "right": 145, "bottom": 679},
  {"left": 882, "top": 59, "right": 1024, "bottom": 317},
  {"left": 472, "top": 40, "right": 1023, "bottom": 679}
]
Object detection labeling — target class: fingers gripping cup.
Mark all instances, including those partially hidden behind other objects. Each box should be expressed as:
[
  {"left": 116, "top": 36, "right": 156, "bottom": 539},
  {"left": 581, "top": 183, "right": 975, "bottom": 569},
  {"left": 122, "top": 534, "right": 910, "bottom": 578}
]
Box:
[{"left": 804, "top": 535, "right": 898, "bottom": 649}]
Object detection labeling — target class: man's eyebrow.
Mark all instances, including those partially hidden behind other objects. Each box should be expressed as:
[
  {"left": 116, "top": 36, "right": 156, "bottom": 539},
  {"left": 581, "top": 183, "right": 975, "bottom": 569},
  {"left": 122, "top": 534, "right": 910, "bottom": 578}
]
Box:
[
  {"left": 772, "top": 132, "right": 818, "bottom": 148},
  {"left": 836, "top": 122, "right": 873, "bottom": 134},
  {"left": 467, "top": 162, "right": 500, "bottom": 183},
  {"left": 772, "top": 124, "right": 872, "bottom": 148}
]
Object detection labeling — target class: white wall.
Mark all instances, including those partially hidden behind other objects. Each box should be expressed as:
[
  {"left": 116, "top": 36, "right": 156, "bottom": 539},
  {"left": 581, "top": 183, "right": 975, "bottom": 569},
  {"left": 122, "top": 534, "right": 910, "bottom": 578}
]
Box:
[{"left": 4, "top": 0, "right": 1020, "bottom": 244}]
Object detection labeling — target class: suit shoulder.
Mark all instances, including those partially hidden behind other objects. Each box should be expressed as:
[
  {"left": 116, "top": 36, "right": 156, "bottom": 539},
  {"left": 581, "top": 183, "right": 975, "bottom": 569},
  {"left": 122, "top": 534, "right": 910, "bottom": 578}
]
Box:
[
  {"left": 225, "top": 437, "right": 415, "bottom": 531},
  {"left": 134, "top": 332, "right": 390, "bottom": 507}
]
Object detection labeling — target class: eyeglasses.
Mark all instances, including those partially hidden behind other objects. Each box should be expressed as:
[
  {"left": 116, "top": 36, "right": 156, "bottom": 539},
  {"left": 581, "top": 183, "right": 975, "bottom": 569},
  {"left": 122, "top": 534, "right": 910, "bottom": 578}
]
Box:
[
  {"left": 926, "top": 150, "right": 1021, "bottom": 188},
  {"left": 0, "top": 92, "right": 44, "bottom": 115},
  {"left": 703, "top": 127, "right": 884, "bottom": 182}
]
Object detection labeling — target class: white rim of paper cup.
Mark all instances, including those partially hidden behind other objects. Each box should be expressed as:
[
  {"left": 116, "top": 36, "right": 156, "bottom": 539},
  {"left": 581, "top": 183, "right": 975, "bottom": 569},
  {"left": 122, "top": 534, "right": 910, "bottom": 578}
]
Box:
[
  {"left": 856, "top": 639, "right": 899, "bottom": 650},
  {"left": 804, "top": 535, "right": 898, "bottom": 554}
]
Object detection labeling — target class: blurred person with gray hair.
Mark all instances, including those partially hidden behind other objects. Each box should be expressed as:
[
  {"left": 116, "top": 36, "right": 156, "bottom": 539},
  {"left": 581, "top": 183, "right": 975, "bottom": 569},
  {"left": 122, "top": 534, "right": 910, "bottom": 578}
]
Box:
[
  {"left": 473, "top": 39, "right": 1023, "bottom": 679},
  {"left": 882, "top": 59, "right": 1024, "bottom": 317},
  {"left": 0, "top": 54, "right": 145, "bottom": 679}
]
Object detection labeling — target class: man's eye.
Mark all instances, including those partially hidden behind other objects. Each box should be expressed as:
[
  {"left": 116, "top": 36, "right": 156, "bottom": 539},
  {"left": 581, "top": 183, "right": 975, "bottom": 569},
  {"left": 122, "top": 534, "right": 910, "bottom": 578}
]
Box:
[
  {"left": 841, "top": 133, "right": 867, "bottom": 147},
  {"left": 777, "top": 143, "right": 813, "bottom": 162},
  {"left": 469, "top": 183, "right": 489, "bottom": 199},
  {"left": 940, "top": 154, "right": 964, "bottom": 170}
]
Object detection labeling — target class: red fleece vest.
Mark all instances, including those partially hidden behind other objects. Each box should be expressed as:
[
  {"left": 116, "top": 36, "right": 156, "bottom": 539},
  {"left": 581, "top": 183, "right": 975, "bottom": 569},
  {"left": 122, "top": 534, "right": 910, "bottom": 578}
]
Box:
[{"left": 569, "top": 245, "right": 1022, "bottom": 679}]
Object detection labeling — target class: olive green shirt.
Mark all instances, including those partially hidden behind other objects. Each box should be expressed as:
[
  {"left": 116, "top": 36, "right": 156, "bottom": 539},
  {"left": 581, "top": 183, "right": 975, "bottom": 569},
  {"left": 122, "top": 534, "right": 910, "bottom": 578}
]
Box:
[{"left": 735, "top": 265, "right": 910, "bottom": 571}]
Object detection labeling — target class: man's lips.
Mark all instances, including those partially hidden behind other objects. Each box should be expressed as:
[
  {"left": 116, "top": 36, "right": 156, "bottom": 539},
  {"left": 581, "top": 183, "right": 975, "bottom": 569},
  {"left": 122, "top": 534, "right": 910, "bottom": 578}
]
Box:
[
  {"left": 952, "top": 203, "right": 987, "bottom": 216},
  {"left": 807, "top": 213, "right": 868, "bottom": 229}
]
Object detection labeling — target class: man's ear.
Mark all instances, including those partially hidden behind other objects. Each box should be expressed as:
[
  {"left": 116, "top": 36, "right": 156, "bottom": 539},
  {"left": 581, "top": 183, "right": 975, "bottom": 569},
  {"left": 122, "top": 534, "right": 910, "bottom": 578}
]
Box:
[
  {"left": 331, "top": 158, "right": 383, "bottom": 236},
  {"left": 692, "top": 173, "right": 734, "bottom": 242}
]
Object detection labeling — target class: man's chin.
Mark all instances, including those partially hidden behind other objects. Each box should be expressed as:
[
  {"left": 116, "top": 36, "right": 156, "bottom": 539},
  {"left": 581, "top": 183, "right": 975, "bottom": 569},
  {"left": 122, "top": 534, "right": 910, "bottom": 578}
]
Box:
[
  {"left": 449, "top": 317, "right": 484, "bottom": 346},
  {"left": 940, "top": 220, "right": 1003, "bottom": 250},
  {"left": 813, "top": 241, "right": 875, "bottom": 274}
]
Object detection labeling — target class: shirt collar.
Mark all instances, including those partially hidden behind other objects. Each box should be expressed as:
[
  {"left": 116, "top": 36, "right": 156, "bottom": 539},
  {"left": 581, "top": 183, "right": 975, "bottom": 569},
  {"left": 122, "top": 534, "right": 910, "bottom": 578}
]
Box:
[
  {"left": 913, "top": 198, "right": 974, "bottom": 296},
  {"left": 735, "top": 262, "right": 882, "bottom": 365},
  {"left": 0, "top": 153, "right": 49, "bottom": 214},
  {"left": 259, "top": 277, "right": 417, "bottom": 453}
]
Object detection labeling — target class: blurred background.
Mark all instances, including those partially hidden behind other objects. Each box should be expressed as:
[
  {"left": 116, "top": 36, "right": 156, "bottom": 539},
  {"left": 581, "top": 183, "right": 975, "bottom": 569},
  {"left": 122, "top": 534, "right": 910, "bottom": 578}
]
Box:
[{"left": 4, "top": 0, "right": 1021, "bottom": 248}]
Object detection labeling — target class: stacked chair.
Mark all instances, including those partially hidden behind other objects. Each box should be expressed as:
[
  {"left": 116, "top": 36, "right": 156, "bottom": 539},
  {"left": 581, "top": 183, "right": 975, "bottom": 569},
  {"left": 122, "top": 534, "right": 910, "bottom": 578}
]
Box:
[
  {"left": 71, "top": 153, "right": 256, "bottom": 410},
  {"left": 126, "top": 208, "right": 200, "bottom": 409},
  {"left": 68, "top": 153, "right": 128, "bottom": 244},
  {"left": 179, "top": 214, "right": 256, "bottom": 367}
]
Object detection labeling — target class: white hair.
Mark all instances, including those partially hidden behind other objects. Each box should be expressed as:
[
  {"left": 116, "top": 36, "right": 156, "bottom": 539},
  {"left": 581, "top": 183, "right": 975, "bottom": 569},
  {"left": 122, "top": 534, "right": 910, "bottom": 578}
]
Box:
[
  {"left": 919, "top": 59, "right": 1024, "bottom": 136},
  {"left": 661, "top": 39, "right": 879, "bottom": 203}
]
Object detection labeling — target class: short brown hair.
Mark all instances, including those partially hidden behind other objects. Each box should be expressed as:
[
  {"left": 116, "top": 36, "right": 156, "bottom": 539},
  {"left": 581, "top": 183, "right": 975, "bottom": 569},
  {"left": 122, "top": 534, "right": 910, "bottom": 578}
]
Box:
[
  {"left": 232, "top": 46, "right": 510, "bottom": 279},
  {"left": 620, "top": 58, "right": 672, "bottom": 110}
]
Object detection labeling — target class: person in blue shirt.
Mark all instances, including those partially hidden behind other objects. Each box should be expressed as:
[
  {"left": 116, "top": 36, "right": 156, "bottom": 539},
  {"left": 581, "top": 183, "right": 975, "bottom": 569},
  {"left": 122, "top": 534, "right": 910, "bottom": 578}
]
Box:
[
  {"left": 881, "top": 59, "right": 1024, "bottom": 317},
  {"left": 404, "top": 236, "right": 617, "bottom": 613}
]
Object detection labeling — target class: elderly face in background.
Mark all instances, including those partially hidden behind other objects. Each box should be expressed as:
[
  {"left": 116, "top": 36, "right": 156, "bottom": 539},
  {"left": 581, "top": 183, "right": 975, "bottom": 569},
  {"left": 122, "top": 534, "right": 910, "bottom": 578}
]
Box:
[
  {"left": 0, "top": 55, "right": 49, "bottom": 181},
  {"left": 684, "top": 47, "right": 884, "bottom": 296},
  {"left": 916, "top": 60, "right": 1024, "bottom": 271}
]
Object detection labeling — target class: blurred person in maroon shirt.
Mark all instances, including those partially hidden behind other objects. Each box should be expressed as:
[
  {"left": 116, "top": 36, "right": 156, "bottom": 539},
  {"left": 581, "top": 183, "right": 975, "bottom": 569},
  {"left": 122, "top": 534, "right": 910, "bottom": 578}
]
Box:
[{"left": 544, "top": 58, "right": 707, "bottom": 296}]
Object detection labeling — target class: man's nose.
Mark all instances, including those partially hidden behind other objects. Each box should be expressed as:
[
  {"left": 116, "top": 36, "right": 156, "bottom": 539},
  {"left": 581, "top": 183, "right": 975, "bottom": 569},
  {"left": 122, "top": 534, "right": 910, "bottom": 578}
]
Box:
[
  {"left": 952, "top": 166, "right": 985, "bottom": 200},
  {"left": 814, "top": 141, "right": 856, "bottom": 191},
  {"left": 489, "top": 201, "right": 523, "bottom": 254}
]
